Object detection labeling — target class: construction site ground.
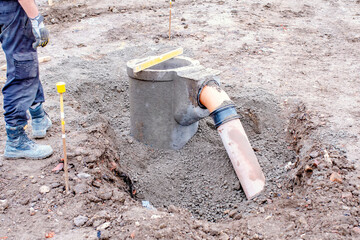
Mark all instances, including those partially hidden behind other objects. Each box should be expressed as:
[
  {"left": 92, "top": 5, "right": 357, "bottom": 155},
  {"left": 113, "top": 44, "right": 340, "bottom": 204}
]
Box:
[{"left": 0, "top": 0, "right": 360, "bottom": 239}]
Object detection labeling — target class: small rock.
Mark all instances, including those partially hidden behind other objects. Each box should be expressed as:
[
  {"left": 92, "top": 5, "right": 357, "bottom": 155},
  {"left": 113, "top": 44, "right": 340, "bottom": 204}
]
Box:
[
  {"left": 31, "top": 194, "right": 41, "bottom": 203},
  {"left": 110, "top": 7, "right": 119, "bottom": 13},
  {"left": 6, "top": 190, "right": 16, "bottom": 197},
  {"left": 97, "top": 222, "right": 111, "bottom": 231},
  {"left": 73, "top": 183, "right": 89, "bottom": 195},
  {"left": 86, "top": 155, "right": 97, "bottom": 164},
  {"left": 259, "top": 207, "right": 265, "bottom": 213},
  {"left": 233, "top": 182, "right": 241, "bottom": 191},
  {"left": 264, "top": 3, "right": 272, "bottom": 8},
  {"left": 59, "top": 199, "right": 65, "bottom": 205},
  {"left": 30, "top": 207, "right": 36, "bottom": 216},
  {"left": 228, "top": 209, "right": 238, "bottom": 218},
  {"left": 142, "top": 200, "right": 156, "bottom": 210},
  {"left": 92, "top": 180, "right": 102, "bottom": 188},
  {"left": 78, "top": 172, "right": 91, "bottom": 179},
  {"left": 159, "top": 223, "right": 166, "bottom": 229},
  {"left": 0, "top": 199, "right": 9, "bottom": 211},
  {"left": 304, "top": 165, "right": 313, "bottom": 172},
  {"left": 330, "top": 172, "right": 342, "bottom": 183},
  {"left": 19, "top": 198, "right": 30, "bottom": 206},
  {"left": 353, "top": 227, "right": 360, "bottom": 235},
  {"left": 93, "top": 219, "right": 106, "bottom": 228},
  {"left": 298, "top": 216, "right": 308, "bottom": 226},
  {"left": 219, "top": 232, "right": 230, "bottom": 240},
  {"left": 93, "top": 210, "right": 111, "bottom": 220},
  {"left": 342, "top": 192, "right": 353, "bottom": 199},
  {"left": 342, "top": 205, "right": 350, "bottom": 210},
  {"left": 352, "top": 190, "right": 360, "bottom": 196},
  {"left": 42, "top": 208, "right": 49, "bottom": 215},
  {"left": 39, "top": 185, "right": 50, "bottom": 194},
  {"left": 289, "top": 211, "right": 297, "bottom": 219},
  {"left": 135, "top": 221, "right": 140, "bottom": 227},
  {"left": 112, "top": 190, "right": 126, "bottom": 204},
  {"left": 233, "top": 213, "right": 242, "bottom": 220},
  {"left": 31, "top": 179, "right": 37, "bottom": 184},
  {"left": 87, "top": 195, "right": 101, "bottom": 203},
  {"left": 309, "top": 151, "right": 319, "bottom": 158},
  {"left": 167, "top": 205, "right": 179, "bottom": 213},
  {"left": 97, "top": 187, "right": 113, "bottom": 200},
  {"left": 74, "top": 215, "right": 88, "bottom": 227},
  {"left": 51, "top": 182, "right": 61, "bottom": 189},
  {"left": 324, "top": 150, "right": 332, "bottom": 165},
  {"left": 99, "top": 230, "right": 111, "bottom": 240}
]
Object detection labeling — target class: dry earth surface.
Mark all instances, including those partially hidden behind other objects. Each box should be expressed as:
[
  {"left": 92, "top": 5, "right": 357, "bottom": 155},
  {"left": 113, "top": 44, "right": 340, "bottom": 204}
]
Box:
[{"left": 0, "top": 0, "right": 360, "bottom": 239}]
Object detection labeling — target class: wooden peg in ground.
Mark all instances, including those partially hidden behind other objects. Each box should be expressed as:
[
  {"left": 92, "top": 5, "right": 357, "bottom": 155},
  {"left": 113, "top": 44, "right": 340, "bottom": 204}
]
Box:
[
  {"left": 0, "top": 56, "right": 52, "bottom": 71},
  {"left": 169, "top": 0, "right": 172, "bottom": 39}
]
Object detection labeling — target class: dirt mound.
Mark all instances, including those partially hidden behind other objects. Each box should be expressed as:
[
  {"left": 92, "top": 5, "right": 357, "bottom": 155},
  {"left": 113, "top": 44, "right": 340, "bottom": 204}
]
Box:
[{"left": 62, "top": 48, "right": 294, "bottom": 221}]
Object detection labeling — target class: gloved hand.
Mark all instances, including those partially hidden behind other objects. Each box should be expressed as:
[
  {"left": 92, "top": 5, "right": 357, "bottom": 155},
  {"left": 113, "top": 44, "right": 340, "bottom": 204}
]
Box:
[{"left": 30, "top": 14, "right": 49, "bottom": 49}]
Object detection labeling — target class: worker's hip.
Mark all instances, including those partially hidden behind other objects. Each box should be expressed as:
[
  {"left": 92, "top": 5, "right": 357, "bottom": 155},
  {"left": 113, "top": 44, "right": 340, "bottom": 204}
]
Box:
[
  {"left": 0, "top": 1, "right": 19, "bottom": 24},
  {"left": 0, "top": 0, "right": 37, "bottom": 80},
  {"left": 0, "top": 1, "right": 33, "bottom": 40}
]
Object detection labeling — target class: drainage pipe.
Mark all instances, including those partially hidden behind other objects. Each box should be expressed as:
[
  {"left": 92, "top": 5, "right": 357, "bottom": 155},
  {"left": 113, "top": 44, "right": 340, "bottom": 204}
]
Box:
[{"left": 199, "top": 83, "right": 265, "bottom": 200}]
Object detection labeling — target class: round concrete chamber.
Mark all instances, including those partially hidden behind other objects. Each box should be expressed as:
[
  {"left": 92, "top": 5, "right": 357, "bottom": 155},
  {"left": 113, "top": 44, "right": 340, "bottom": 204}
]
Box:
[{"left": 127, "top": 56, "right": 215, "bottom": 150}]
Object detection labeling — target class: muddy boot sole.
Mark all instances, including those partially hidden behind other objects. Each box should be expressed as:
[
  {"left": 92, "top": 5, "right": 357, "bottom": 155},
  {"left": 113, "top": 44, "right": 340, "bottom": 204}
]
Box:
[
  {"left": 3, "top": 146, "right": 54, "bottom": 160},
  {"left": 3, "top": 151, "right": 53, "bottom": 160}
]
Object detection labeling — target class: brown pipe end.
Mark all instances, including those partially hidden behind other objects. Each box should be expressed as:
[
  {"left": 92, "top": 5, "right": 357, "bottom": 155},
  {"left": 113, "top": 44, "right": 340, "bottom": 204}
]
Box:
[{"left": 199, "top": 85, "right": 231, "bottom": 112}]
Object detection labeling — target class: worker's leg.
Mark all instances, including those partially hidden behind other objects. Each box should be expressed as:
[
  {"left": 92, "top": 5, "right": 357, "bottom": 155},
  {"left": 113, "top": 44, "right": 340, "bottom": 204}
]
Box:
[{"left": 0, "top": 2, "right": 52, "bottom": 159}]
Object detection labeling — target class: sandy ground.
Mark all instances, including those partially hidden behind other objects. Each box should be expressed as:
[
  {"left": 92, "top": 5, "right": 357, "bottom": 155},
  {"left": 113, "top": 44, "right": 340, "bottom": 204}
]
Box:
[{"left": 0, "top": 0, "right": 360, "bottom": 239}]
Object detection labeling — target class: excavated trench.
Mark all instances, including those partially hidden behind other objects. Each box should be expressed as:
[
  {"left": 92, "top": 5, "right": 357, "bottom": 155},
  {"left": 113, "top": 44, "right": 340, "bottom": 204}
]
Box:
[{"left": 63, "top": 48, "right": 298, "bottom": 222}]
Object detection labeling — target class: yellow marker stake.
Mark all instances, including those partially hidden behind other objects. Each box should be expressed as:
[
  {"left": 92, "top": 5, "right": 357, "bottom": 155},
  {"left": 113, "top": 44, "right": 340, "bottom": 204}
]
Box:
[
  {"left": 56, "top": 82, "right": 69, "bottom": 194},
  {"left": 133, "top": 47, "right": 183, "bottom": 73}
]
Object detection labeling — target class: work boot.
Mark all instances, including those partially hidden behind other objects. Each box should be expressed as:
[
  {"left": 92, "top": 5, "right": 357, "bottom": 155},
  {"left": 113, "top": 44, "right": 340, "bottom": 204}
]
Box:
[
  {"left": 4, "top": 125, "right": 53, "bottom": 160},
  {"left": 29, "top": 103, "right": 52, "bottom": 139}
]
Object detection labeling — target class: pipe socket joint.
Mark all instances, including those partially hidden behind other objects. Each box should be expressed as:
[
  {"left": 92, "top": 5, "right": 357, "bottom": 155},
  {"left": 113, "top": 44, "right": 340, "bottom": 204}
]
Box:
[{"left": 210, "top": 103, "right": 240, "bottom": 128}]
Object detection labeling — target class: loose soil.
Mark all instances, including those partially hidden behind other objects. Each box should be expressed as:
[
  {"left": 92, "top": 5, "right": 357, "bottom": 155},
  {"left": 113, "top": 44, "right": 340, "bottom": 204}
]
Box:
[{"left": 0, "top": 0, "right": 359, "bottom": 239}]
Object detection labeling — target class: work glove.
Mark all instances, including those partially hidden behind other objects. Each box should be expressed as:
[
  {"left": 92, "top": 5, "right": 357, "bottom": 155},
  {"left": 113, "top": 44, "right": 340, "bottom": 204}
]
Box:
[{"left": 30, "top": 14, "right": 49, "bottom": 49}]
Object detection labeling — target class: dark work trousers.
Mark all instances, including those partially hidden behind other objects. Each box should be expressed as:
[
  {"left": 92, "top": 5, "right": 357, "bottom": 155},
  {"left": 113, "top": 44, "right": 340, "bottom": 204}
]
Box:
[{"left": 0, "top": 1, "right": 44, "bottom": 127}]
